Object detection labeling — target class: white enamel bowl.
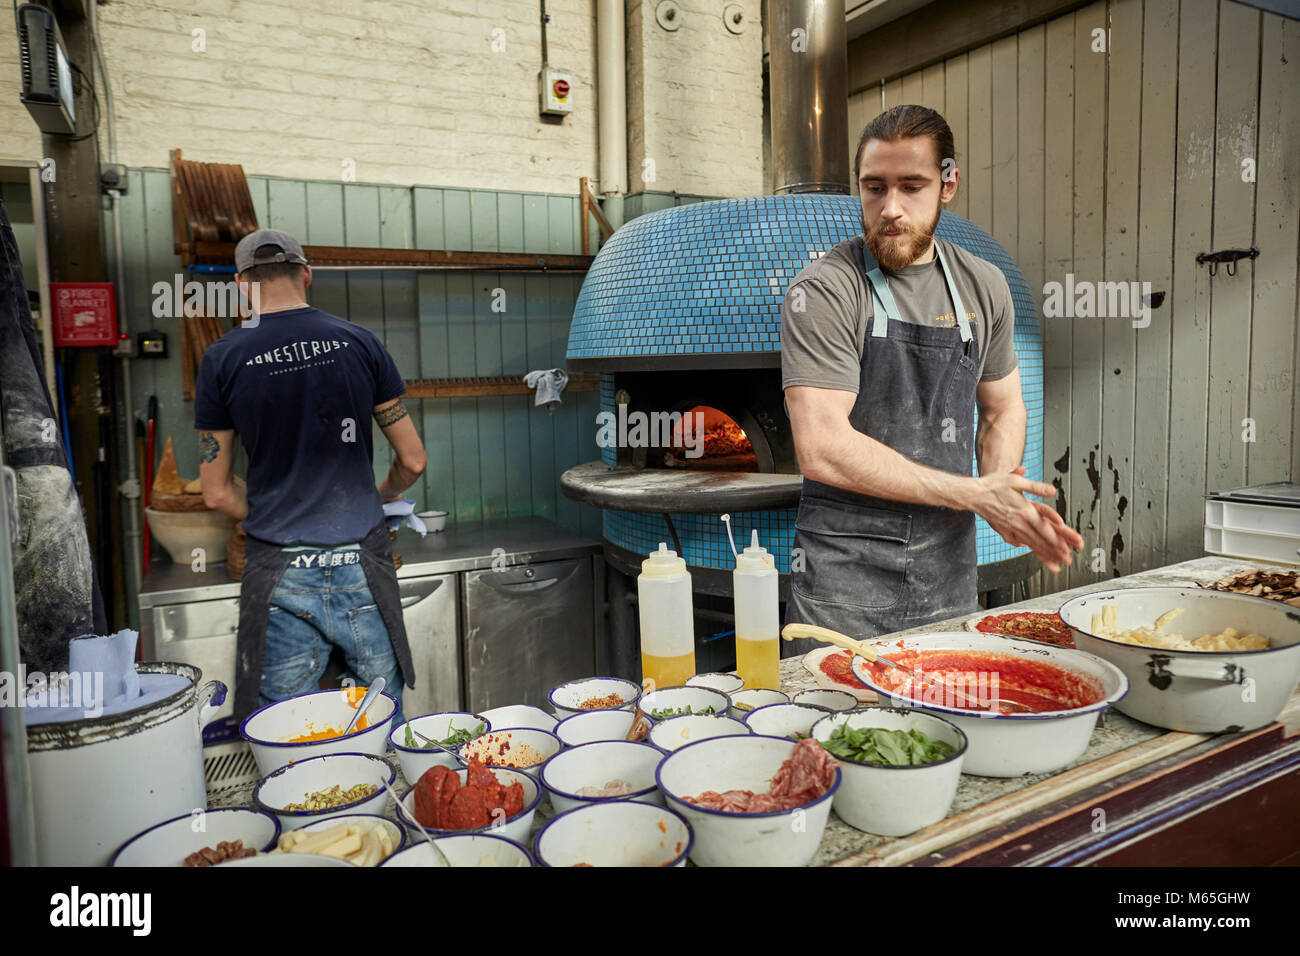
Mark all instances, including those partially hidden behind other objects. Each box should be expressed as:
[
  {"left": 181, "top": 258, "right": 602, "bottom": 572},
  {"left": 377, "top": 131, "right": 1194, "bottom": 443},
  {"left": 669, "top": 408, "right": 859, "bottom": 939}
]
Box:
[
  {"left": 742, "top": 702, "right": 833, "bottom": 740},
  {"left": 811, "top": 708, "right": 967, "bottom": 836},
  {"left": 109, "top": 808, "right": 280, "bottom": 867},
  {"left": 554, "top": 708, "right": 656, "bottom": 747},
  {"left": 534, "top": 802, "right": 693, "bottom": 867},
  {"left": 461, "top": 727, "right": 562, "bottom": 781},
  {"left": 397, "top": 766, "right": 541, "bottom": 845},
  {"left": 548, "top": 676, "right": 642, "bottom": 718},
  {"left": 648, "top": 713, "right": 752, "bottom": 754},
  {"left": 389, "top": 711, "right": 490, "bottom": 785},
  {"left": 540, "top": 740, "right": 665, "bottom": 814},
  {"left": 792, "top": 688, "right": 860, "bottom": 712},
  {"left": 656, "top": 735, "right": 839, "bottom": 867},
  {"left": 240, "top": 687, "right": 398, "bottom": 775},
  {"left": 253, "top": 752, "right": 394, "bottom": 831},
  {"left": 686, "top": 673, "right": 745, "bottom": 695},
  {"left": 287, "top": 814, "right": 407, "bottom": 865},
  {"left": 217, "top": 853, "right": 355, "bottom": 867},
  {"left": 638, "top": 685, "right": 732, "bottom": 721},
  {"left": 1058, "top": 586, "right": 1300, "bottom": 733},
  {"left": 478, "top": 704, "right": 558, "bottom": 733},
  {"left": 729, "top": 688, "right": 789, "bottom": 718},
  {"left": 850, "top": 631, "right": 1128, "bottom": 777},
  {"left": 380, "top": 834, "right": 534, "bottom": 867}
]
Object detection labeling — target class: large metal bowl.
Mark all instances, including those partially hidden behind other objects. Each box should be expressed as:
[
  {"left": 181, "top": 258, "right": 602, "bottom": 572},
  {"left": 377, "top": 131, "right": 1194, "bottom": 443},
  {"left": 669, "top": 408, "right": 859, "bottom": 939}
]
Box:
[{"left": 1058, "top": 586, "right": 1300, "bottom": 733}]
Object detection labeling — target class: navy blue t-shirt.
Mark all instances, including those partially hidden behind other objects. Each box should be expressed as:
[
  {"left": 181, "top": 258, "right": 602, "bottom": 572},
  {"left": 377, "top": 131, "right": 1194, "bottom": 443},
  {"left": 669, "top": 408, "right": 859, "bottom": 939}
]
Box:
[{"left": 194, "top": 307, "right": 406, "bottom": 546}]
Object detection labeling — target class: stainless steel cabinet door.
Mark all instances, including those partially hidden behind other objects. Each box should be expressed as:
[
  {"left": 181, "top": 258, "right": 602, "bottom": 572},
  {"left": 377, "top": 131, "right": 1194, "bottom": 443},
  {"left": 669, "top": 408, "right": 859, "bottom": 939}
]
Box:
[
  {"left": 399, "top": 573, "right": 460, "bottom": 717},
  {"left": 462, "top": 558, "right": 595, "bottom": 711},
  {"left": 150, "top": 599, "right": 241, "bottom": 724}
]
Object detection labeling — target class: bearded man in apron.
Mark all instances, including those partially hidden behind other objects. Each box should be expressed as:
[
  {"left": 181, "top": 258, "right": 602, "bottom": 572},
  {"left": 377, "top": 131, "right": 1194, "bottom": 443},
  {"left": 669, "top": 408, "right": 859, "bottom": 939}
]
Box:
[{"left": 781, "top": 106, "right": 1083, "bottom": 652}]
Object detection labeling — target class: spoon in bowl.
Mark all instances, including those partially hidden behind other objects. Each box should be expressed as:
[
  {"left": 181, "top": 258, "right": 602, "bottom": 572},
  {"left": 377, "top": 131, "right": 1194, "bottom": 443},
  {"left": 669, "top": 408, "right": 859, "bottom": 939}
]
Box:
[
  {"left": 625, "top": 678, "right": 655, "bottom": 741},
  {"left": 410, "top": 727, "right": 470, "bottom": 765},
  {"left": 377, "top": 776, "right": 451, "bottom": 866},
  {"left": 781, "top": 623, "right": 1031, "bottom": 713},
  {"left": 342, "top": 677, "right": 386, "bottom": 736}
]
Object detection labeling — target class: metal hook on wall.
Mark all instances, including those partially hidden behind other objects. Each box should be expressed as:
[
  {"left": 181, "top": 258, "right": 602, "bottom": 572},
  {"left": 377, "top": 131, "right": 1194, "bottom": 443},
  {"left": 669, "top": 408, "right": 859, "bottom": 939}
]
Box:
[{"left": 1196, "top": 247, "right": 1259, "bottom": 277}]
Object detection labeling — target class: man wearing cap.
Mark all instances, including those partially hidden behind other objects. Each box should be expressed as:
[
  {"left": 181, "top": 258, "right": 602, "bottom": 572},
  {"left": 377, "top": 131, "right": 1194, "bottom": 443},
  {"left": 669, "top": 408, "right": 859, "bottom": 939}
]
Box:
[{"left": 196, "top": 229, "right": 426, "bottom": 722}]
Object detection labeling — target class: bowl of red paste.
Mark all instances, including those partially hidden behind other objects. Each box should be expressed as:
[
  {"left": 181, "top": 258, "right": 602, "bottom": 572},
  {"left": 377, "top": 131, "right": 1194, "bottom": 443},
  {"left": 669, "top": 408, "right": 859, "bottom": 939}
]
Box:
[{"left": 849, "top": 632, "right": 1128, "bottom": 777}]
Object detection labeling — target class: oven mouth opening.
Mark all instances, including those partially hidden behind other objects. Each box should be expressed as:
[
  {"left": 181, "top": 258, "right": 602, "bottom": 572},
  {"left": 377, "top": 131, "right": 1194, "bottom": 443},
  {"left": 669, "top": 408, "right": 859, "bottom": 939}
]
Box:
[{"left": 658, "top": 405, "right": 758, "bottom": 473}]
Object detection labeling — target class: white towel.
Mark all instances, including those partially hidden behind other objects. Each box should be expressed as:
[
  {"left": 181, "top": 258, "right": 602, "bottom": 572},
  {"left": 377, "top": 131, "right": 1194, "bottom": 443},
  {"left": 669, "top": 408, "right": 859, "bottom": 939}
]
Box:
[{"left": 524, "top": 368, "right": 570, "bottom": 412}]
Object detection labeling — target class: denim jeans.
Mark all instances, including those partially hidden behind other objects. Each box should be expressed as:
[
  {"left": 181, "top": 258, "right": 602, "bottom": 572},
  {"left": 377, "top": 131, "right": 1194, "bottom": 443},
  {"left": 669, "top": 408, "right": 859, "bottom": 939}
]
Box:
[{"left": 258, "top": 558, "right": 403, "bottom": 722}]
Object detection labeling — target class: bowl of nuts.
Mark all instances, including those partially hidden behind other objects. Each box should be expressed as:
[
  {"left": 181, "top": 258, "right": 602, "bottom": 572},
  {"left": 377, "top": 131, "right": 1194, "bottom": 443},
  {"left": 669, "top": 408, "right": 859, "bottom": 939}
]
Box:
[{"left": 253, "top": 752, "right": 394, "bottom": 831}]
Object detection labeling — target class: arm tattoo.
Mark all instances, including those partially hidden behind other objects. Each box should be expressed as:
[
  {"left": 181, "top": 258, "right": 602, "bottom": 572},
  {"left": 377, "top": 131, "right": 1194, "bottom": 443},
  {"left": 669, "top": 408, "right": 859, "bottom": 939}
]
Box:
[
  {"left": 373, "top": 401, "right": 409, "bottom": 428},
  {"left": 198, "top": 431, "right": 220, "bottom": 463}
]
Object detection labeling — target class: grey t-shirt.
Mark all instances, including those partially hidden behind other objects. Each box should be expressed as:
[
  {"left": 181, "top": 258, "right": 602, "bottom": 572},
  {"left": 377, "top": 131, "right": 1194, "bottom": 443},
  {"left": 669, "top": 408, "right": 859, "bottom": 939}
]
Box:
[{"left": 780, "top": 235, "right": 1018, "bottom": 392}]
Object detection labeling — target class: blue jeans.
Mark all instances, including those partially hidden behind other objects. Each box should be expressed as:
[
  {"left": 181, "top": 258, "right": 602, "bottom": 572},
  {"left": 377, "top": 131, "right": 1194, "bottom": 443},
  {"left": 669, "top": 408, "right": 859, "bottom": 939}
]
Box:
[{"left": 258, "top": 558, "right": 403, "bottom": 723}]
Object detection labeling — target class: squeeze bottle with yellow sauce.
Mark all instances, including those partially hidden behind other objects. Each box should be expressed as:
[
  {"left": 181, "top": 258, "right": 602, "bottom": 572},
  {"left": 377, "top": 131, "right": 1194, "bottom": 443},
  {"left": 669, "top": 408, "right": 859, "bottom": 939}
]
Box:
[
  {"left": 733, "top": 530, "right": 780, "bottom": 690},
  {"left": 637, "top": 543, "right": 696, "bottom": 690}
]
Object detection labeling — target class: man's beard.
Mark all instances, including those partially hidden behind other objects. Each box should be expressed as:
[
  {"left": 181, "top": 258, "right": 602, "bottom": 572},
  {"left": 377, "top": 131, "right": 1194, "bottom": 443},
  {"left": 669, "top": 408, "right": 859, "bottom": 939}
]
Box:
[{"left": 864, "top": 203, "right": 942, "bottom": 271}]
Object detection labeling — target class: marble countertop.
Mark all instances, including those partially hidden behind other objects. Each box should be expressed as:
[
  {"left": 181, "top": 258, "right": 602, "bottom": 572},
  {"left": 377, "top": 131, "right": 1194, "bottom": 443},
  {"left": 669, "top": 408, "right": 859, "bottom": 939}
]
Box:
[{"left": 214, "top": 554, "right": 1299, "bottom": 865}]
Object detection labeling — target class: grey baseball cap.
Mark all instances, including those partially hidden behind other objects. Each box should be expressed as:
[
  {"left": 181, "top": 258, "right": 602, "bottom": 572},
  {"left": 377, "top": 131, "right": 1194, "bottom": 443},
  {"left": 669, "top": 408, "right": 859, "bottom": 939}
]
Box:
[{"left": 234, "top": 229, "right": 310, "bottom": 273}]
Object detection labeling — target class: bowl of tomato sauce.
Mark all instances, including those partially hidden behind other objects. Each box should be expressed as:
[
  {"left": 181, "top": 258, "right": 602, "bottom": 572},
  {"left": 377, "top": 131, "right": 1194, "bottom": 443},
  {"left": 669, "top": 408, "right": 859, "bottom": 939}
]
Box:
[{"left": 849, "top": 632, "right": 1129, "bottom": 777}]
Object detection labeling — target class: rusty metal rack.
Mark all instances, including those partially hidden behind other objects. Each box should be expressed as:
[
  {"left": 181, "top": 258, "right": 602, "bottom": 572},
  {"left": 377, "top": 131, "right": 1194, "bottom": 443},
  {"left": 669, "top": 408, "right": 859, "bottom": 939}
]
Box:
[{"left": 402, "top": 374, "right": 600, "bottom": 399}]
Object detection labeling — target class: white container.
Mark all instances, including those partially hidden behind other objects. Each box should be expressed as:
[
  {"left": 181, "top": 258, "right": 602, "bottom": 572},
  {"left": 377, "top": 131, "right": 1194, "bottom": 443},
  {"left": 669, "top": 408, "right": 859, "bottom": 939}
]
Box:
[
  {"left": 389, "top": 711, "right": 490, "bottom": 786},
  {"left": 540, "top": 740, "right": 665, "bottom": 814},
  {"left": 1204, "top": 484, "right": 1300, "bottom": 565},
  {"left": 1059, "top": 586, "right": 1300, "bottom": 733},
  {"left": 811, "top": 709, "right": 966, "bottom": 836},
  {"left": 144, "top": 507, "right": 236, "bottom": 565},
  {"left": 743, "top": 702, "right": 833, "bottom": 740},
  {"left": 380, "top": 834, "right": 534, "bottom": 867},
  {"left": 478, "top": 704, "right": 558, "bottom": 733},
  {"left": 547, "top": 676, "right": 641, "bottom": 718},
  {"left": 253, "top": 752, "right": 395, "bottom": 831},
  {"left": 733, "top": 530, "right": 781, "bottom": 690},
  {"left": 110, "top": 808, "right": 280, "bottom": 867},
  {"left": 240, "top": 687, "right": 398, "bottom": 776},
  {"left": 638, "top": 685, "right": 731, "bottom": 721},
  {"left": 687, "top": 673, "right": 745, "bottom": 694},
  {"left": 792, "top": 688, "right": 859, "bottom": 712},
  {"left": 415, "top": 510, "right": 448, "bottom": 533},
  {"left": 218, "top": 853, "right": 355, "bottom": 867},
  {"left": 27, "top": 662, "right": 226, "bottom": 867},
  {"left": 729, "top": 688, "right": 789, "bottom": 718},
  {"left": 534, "top": 801, "right": 693, "bottom": 867},
  {"left": 460, "top": 728, "right": 562, "bottom": 781},
  {"left": 850, "top": 632, "right": 1128, "bottom": 777},
  {"left": 648, "top": 713, "right": 751, "bottom": 754},
  {"left": 554, "top": 709, "right": 657, "bottom": 747},
  {"left": 638, "top": 543, "right": 696, "bottom": 690},
  {"left": 397, "top": 767, "right": 541, "bottom": 845},
  {"left": 656, "top": 735, "right": 840, "bottom": 867}
]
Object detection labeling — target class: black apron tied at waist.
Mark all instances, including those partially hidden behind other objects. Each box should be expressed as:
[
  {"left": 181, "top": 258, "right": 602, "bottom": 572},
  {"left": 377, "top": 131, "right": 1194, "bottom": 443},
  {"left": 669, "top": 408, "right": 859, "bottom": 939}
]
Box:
[{"left": 233, "top": 520, "right": 414, "bottom": 722}]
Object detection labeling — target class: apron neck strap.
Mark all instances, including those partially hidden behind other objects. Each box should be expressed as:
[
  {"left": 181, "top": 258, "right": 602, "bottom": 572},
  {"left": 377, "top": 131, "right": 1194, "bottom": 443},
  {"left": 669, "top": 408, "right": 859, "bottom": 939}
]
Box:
[{"left": 858, "top": 237, "right": 974, "bottom": 342}]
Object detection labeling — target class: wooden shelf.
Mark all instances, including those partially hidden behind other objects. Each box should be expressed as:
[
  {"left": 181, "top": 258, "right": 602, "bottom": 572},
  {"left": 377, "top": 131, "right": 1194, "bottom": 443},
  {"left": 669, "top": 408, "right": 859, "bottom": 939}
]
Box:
[{"left": 403, "top": 373, "right": 600, "bottom": 399}]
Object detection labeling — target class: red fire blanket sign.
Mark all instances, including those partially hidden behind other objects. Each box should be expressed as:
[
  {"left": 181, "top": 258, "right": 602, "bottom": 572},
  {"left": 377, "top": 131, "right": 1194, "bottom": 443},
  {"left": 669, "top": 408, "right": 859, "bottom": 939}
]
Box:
[{"left": 51, "top": 282, "right": 118, "bottom": 347}]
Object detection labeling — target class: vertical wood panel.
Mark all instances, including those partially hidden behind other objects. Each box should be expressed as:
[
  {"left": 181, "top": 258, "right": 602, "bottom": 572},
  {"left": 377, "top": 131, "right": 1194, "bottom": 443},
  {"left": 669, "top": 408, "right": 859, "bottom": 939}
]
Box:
[
  {"left": 944, "top": 54, "right": 970, "bottom": 221},
  {"left": 1100, "top": 0, "right": 1143, "bottom": 579},
  {"left": 920, "top": 62, "right": 946, "bottom": 112},
  {"left": 142, "top": 169, "right": 191, "bottom": 475},
  {"left": 1042, "top": 13, "right": 1076, "bottom": 588},
  {"left": 1068, "top": 2, "right": 1107, "bottom": 590},
  {"left": 496, "top": 194, "right": 532, "bottom": 518},
  {"left": 883, "top": 77, "right": 903, "bottom": 110},
  {"left": 1166, "top": 0, "right": 1219, "bottom": 563},
  {"left": 901, "top": 70, "right": 924, "bottom": 105},
  {"left": 1205, "top": 4, "right": 1259, "bottom": 501},
  {"left": 990, "top": 35, "right": 1019, "bottom": 257},
  {"left": 412, "top": 187, "right": 454, "bottom": 517},
  {"left": 378, "top": 185, "right": 419, "bottom": 497},
  {"left": 1130, "top": 0, "right": 1180, "bottom": 574},
  {"left": 966, "top": 45, "right": 993, "bottom": 233},
  {"left": 1254, "top": 15, "right": 1300, "bottom": 486},
  {"left": 523, "top": 195, "right": 558, "bottom": 520}
]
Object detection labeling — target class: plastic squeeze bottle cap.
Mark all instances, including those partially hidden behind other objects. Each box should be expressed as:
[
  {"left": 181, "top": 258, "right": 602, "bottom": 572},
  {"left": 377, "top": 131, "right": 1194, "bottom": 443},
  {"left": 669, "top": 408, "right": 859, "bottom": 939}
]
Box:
[
  {"left": 735, "top": 529, "right": 775, "bottom": 573},
  {"left": 642, "top": 542, "right": 687, "bottom": 578}
]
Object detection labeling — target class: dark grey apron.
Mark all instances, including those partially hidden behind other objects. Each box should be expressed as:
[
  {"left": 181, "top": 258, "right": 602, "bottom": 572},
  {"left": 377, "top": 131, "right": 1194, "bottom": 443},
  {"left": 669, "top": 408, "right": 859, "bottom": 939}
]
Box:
[
  {"left": 785, "top": 238, "right": 981, "bottom": 653},
  {"left": 233, "top": 520, "right": 414, "bottom": 721}
]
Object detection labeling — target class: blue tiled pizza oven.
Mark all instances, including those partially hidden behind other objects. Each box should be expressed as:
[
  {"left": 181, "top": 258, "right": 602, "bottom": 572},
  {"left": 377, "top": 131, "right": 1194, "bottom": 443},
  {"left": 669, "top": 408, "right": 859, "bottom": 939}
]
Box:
[{"left": 566, "top": 195, "right": 1044, "bottom": 577}]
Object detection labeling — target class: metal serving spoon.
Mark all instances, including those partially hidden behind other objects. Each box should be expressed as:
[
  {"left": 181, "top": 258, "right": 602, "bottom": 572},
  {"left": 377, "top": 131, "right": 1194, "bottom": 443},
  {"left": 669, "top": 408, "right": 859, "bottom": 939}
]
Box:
[
  {"left": 378, "top": 776, "right": 451, "bottom": 867},
  {"left": 781, "top": 622, "right": 1031, "bottom": 713},
  {"left": 410, "top": 727, "right": 470, "bottom": 765},
  {"left": 342, "top": 677, "right": 386, "bottom": 735}
]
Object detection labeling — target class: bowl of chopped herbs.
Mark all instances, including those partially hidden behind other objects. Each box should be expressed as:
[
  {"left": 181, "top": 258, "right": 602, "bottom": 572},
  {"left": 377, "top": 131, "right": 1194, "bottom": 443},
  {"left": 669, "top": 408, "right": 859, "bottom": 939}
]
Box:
[
  {"left": 389, "top": 712, "right": 490, "bottom": 784},
  {"left": 811, "top": 708, "right": 967, "bottom": 836}
]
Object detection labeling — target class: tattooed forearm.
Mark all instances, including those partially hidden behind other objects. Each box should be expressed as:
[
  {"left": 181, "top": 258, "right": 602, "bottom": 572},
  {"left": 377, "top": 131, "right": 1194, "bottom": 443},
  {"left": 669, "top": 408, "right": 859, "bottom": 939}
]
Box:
[
  {"left": 198, "top": 431, "right": 220, "bottom": 463},
  {"left": 373, "top": 401, "right": 409, "bottom": 428}
]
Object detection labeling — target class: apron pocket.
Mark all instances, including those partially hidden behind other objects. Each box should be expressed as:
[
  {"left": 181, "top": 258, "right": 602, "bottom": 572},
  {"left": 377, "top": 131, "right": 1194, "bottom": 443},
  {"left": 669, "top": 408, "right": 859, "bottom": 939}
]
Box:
[{"left": 792, "top": 496, "right": 911, "bottom": 610}]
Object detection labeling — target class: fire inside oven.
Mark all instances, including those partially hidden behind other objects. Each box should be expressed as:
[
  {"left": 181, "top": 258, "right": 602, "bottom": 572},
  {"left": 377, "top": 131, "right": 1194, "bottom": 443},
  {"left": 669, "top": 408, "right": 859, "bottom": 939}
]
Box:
[{"left": 663, "top": 406, "right": 756, "bottom": 471}]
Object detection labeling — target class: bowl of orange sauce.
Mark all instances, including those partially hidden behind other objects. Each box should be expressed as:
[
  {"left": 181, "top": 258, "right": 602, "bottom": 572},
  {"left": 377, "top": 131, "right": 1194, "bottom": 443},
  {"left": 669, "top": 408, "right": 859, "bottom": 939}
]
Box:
[{"left": 240, "top": 686, "right": 398, "bottom": 776}]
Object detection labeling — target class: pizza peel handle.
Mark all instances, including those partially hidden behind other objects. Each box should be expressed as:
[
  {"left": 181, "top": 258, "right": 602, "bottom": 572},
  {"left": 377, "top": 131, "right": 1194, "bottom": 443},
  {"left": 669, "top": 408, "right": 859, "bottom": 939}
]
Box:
[{"left": 781, "top": 623, "right": 880, "bottom": 662}]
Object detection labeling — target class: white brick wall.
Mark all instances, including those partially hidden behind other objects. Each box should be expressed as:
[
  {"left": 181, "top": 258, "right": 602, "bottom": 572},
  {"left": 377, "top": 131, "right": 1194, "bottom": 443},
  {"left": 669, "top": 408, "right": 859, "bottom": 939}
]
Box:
[{"left": 0, "top": 0, "right": 765, "bottom": 198}]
